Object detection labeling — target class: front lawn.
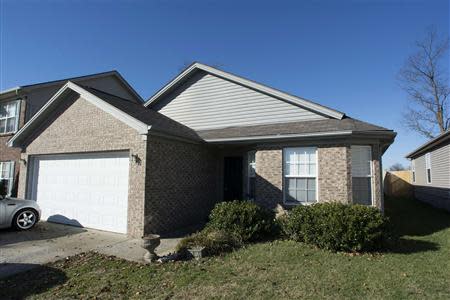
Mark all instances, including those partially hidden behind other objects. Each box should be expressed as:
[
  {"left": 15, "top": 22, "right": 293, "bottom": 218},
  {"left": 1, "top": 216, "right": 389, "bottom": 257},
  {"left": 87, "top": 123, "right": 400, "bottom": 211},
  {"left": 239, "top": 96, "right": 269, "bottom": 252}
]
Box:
[{"left": 1, "top": 197, "right": 449, "bottom": 299}]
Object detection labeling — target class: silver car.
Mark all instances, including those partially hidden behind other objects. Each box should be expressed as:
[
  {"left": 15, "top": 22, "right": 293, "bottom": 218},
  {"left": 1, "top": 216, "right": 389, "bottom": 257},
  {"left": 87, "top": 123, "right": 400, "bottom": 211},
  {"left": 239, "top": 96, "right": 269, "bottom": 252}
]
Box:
[{"left": 0, "top": 195, "right": 41, "bottom": 230}]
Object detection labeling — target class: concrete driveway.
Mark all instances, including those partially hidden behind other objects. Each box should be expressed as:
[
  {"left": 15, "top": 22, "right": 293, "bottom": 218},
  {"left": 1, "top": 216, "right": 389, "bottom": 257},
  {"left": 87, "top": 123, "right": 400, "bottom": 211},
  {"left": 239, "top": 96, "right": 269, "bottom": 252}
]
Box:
[{"left": 0, "top": 222, "right": 180, "bottom": 279}]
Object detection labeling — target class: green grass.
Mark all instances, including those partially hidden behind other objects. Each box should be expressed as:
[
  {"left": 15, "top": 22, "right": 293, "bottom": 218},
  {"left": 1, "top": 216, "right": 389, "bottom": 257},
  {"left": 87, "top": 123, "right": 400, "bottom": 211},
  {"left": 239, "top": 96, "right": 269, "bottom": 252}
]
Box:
[{"left": 1, "top": 197, "right": 449, "bottom": 299}]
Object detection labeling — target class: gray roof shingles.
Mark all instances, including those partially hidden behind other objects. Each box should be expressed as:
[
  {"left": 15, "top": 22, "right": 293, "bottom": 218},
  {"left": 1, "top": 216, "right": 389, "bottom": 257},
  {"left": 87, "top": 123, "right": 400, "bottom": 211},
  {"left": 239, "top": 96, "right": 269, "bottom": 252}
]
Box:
[
  {"left": 84, "top": 87, "right": 202, "bottom": 142},
  {"left": 84, "top": 86, "right": 394, "bottom": 143},
  {"left": 196, "top": 118, "right": 394, "bottom": 140}
]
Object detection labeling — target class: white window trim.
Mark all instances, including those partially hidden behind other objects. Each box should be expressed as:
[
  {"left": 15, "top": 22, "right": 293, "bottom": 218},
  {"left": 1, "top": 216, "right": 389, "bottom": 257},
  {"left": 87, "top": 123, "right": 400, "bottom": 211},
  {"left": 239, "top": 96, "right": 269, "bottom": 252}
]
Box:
[
  {"left": 247, "top": 151, "right": 256, "bottom": 200},
  {"left": 0, "top": 100, "right": 20, "bottom": 134},
  {"left": 0, "top": 161, "right": 15, "bottom": 196},
  {"left": 411, "top": 159, "right": 416, "bottom": 183},
  {"left": 351, "top": 145, "right": 374, "bottom": 206},
  {"left": 425, "top": 153, "right": 432, "bottom": 184},
  {"left": 283, "top": 147, "right": 319, "bottom": 205}
]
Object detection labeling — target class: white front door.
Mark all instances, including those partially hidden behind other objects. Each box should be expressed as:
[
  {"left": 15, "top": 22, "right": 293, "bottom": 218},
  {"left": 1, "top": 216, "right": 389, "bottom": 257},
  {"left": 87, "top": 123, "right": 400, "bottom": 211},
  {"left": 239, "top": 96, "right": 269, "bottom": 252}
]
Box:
[{"left": 28, "top": 152, "right": 129, "bottom": 233}]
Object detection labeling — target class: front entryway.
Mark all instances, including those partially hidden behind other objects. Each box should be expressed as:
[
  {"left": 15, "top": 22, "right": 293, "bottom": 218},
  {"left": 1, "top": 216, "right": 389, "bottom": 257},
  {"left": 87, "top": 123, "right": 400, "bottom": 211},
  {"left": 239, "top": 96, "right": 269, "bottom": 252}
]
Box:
[
  {"left": 223, "top": 156, "right": 243, "bottom": 201},
  {"left": 28, "top": 151, "right": 129, "bottom": 233}
]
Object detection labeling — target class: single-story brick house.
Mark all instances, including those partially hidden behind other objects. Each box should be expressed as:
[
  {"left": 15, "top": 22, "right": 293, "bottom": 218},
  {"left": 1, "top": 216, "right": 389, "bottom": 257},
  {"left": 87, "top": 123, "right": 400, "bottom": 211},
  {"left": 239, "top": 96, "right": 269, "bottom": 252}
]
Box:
[
  {"left": 8, "top": 63, "right": 396, "bottom": 237},
  {"left": 406, "top": 130, "right": 450, "bottom": 211}
]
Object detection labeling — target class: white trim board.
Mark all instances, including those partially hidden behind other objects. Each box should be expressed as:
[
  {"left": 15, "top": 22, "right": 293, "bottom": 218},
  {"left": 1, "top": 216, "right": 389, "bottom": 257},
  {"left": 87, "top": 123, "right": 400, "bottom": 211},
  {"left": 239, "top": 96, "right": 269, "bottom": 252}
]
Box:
[{"left": 144, "top": 62, "right": 345, "bottom": 120}]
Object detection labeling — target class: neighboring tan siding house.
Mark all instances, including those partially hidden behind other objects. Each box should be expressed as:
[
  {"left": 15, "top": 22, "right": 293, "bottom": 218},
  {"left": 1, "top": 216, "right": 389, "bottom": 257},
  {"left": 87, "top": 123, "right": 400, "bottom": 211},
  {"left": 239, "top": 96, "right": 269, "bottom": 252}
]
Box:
[
  {"left": 8, "top": 62, "right": 396, "bottom": 237},
  {"left": 406, "top": 131, "right": 450, "bottom": 211}
]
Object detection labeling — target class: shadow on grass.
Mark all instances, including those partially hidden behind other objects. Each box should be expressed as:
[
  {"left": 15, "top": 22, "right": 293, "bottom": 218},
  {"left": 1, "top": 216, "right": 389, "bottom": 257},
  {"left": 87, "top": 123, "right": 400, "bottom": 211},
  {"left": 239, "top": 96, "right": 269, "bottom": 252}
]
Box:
[
  {"left": 382, "top": 196, "right": 450, "bottom": 254},
  {"left": 384, "top": 237, "right": 440, "bottom": 254},
  {"left": 0, "top": 264, "right": 67, "bottom": 299},
  {"left": 385, "top": 196, "right": 450, "bottom": 237}
]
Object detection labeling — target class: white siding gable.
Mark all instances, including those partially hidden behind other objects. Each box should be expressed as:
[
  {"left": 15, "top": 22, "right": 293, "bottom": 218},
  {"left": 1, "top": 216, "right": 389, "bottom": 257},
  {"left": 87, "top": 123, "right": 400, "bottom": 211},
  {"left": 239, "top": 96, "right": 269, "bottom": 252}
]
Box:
[{"left": 153, "top": 72, "right": 327, "bottom": 130}]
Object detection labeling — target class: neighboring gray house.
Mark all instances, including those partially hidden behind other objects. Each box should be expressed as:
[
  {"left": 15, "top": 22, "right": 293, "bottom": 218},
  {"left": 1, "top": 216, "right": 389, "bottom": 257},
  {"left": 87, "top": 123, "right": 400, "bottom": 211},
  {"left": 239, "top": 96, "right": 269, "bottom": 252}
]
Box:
[
  {"left": 406, "top": 131, "right": 450, "bottom": 211},
  {"left": 7, "top": 63, "right": 396, "bottom": 238}
]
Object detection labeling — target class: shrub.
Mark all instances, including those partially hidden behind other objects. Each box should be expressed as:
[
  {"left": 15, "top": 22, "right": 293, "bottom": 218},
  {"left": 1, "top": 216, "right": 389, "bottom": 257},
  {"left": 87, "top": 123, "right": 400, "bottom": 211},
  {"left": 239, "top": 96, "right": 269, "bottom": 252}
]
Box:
[
  {"left": 207, "top": 200, "right": 275, "bottom": 242},
  {"left": 176, "top": 229, "right": 240, "bottom": 256},
  {"left": 280, "top": 202, "right": 388, "bottom": 252},
  {"left": 278, "top": 205, "right": 315, "bottom": 241}
]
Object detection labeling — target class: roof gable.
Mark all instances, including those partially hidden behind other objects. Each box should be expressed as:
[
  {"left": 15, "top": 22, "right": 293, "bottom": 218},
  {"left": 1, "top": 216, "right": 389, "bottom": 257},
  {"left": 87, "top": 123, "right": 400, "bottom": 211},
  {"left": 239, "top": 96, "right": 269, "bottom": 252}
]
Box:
[
  {"left": 8, "top": 82, "right": 149, "bottom": 148},
  {"left": 1, "top": 70, "right": 143, "bottom": 103},
  {"left": 145, "top": 62, "right": 345, "bottom": 120},
  {"left": 8, "top": 82, "right": 201, "bottom": 148}
]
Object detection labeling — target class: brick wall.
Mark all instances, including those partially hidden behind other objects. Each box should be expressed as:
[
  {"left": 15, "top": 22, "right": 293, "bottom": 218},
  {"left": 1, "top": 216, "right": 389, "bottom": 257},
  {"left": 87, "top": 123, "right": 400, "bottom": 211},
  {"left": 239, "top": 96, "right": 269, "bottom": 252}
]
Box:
[
  {"left": 372, "top": 144, "right": 383, "bottom": 209},
  {"left": 144, "top": 136, "right": 218, "bottom": 234},
  {"left": 318, "top": 145, "right": 352, "bottom": 203},
  {"left": 255, "top": 146, "right": 283, "bottom": 209},
  {"left": 17, "top": 95, "right": 147, "bottom": 238},
  {"left": 253, "top": 143, "right": 383, "bottom": 210}
]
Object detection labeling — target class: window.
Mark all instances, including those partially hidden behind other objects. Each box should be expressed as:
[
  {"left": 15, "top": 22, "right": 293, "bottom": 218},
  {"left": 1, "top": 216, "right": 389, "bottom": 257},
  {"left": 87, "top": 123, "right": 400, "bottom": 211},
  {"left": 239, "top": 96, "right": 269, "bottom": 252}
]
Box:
[
  {"left": 284, "top": 147, "right": 317, "bottom": 204},
  {"left": 351, "top": 146, "right": 372, "bottom": 205},
  {"left": 425, "top": 153, "right": 432, "bottom": 184},
  {"left": 411, "top": 160, "right": 416, "bottom": 183},
  {"left": 0, "top": 100, "right": 20, "bottom": 134},
  {"left": 247, "top": 151, "right": 256, "bottom": 200},
  {"left": 0, "top": 161, "right": 15, "bottom": 196}
]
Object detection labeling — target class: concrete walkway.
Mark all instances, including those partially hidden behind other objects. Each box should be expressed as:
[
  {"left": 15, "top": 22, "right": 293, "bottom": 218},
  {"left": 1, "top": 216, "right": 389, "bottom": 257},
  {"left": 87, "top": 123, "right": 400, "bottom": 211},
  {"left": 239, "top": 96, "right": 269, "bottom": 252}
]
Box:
[{"left": 0, "top": 222, "right": 182, "bottom": 279}]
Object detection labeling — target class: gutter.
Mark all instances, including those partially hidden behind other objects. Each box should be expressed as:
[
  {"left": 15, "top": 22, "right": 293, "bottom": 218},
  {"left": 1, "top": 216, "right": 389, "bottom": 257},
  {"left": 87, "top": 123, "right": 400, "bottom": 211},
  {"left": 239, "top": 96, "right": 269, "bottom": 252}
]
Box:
[
  {"left": 405, "top": 131, "right": 450, "bottom": 159},
  {"left": 203, "top": 130, "right": 352, "bottom": 143},
  {"left": 203, "top": 130, "right": 396, "bottom": 144},
  {"left": 0, "top": 86, "right": 21, "bottom": 95}
]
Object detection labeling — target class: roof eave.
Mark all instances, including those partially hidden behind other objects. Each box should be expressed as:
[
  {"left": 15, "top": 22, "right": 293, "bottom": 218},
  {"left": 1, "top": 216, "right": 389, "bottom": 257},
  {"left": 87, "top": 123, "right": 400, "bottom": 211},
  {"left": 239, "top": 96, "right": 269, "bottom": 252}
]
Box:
[
  {"left": 0, "top": 86, "right": 22, "bottom": 97},
  {"left": 405, "top": 131, "right": 450, "bottom": 159},
  {"left": 202, "top": 130, "right": 396, "bottom": 144}
]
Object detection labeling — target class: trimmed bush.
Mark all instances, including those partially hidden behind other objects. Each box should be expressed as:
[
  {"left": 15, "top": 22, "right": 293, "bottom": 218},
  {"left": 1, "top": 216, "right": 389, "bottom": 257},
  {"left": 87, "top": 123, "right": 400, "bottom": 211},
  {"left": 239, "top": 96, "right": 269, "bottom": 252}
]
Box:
[
  {"left": 176, "top": 229, "right": 240, "bottom": 256},
  {"left": 207, "top": 200, "right": 275, "bottom": 242},
  {"left": 280, "top": 202, "right": 388, "bottom": 252},
  {"left": 278, "top": 205, "right": 315, "bottom": 242}
]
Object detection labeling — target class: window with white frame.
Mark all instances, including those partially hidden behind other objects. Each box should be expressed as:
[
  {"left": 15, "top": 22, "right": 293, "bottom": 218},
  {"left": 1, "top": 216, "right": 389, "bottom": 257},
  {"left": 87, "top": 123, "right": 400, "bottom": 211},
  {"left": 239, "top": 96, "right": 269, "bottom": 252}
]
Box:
[
  {"left": 351, "top": 145, "right": 373, "bottom": 205},
  {"left": 0, "top": 100, "right": 20, "bottom": 134},
  {"left": 411, "top": 159, "right": 416, "bottom": 183},
  {"left": 425, "top": 153, "right": 432, "bottom": 184},
  {"left": 247, "top": 151, "right": 256, "bottom": 200},
  {"left": 284, "top": 147, "right": 317, "bottom": 204},
  {"left": 0, "top": 161, "right": 15, "bottom": 196}
]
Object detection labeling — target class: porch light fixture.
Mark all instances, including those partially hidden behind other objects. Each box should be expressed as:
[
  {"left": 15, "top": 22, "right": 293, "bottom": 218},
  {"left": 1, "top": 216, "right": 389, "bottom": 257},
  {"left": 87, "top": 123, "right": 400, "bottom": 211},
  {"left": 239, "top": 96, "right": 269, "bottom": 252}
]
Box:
[{"left": 131, "top": 154, "right": 141, "bottom": 165}]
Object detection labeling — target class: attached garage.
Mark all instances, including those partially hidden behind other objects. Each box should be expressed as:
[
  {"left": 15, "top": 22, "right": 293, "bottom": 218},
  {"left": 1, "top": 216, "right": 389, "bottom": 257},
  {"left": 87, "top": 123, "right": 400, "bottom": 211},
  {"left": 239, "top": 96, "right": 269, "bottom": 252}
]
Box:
[
  {"left": 28, "top": 152, "right": 130, "bottom": 233},
  {"left": 9, "top": 81, "right": 203, "bottom": 237}
]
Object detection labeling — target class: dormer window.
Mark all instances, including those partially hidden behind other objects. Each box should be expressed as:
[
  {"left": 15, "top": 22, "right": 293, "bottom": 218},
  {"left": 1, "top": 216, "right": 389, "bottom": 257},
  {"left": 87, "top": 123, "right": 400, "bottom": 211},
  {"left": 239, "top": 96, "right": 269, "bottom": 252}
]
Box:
[{"left": 0, "top": 100, "right": 20, "bottom": 134}]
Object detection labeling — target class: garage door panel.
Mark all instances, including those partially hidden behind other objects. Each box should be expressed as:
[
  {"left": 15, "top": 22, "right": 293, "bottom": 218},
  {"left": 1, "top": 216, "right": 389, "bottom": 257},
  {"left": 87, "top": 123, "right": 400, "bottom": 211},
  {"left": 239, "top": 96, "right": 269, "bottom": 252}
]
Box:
[{"left": 29, "top": 152, "right": 129, "bottom": 233}]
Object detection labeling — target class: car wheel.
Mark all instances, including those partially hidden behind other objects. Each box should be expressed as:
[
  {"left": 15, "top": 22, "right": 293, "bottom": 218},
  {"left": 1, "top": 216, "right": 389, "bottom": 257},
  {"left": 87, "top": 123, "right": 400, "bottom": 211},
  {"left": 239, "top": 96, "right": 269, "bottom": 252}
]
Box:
[{"left": 13, "top": 209, "right": 38, "bottom": 230}]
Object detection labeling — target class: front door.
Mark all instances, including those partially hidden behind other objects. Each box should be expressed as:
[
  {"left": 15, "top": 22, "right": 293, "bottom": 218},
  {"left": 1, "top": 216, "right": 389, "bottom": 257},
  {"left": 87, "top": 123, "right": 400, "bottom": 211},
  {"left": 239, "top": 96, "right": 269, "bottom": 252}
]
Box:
[{"left": 223, "top": 157, "right": 243, "bottom": 201}]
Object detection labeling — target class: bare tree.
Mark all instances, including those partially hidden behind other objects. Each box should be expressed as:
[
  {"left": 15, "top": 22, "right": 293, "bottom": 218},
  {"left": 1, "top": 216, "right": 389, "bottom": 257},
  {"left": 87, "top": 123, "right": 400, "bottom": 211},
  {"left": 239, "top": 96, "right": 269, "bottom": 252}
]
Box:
[
  {"left": 398, "top": 28, "right": 450, "bottom": 139},
  {"left": 389, "top": 163, "right": 407, "bottom": 171}
]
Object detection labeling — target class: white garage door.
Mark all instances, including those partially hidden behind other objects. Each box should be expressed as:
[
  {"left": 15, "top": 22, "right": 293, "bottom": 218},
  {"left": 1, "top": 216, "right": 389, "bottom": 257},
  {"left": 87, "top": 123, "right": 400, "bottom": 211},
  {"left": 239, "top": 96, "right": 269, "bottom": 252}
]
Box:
[{"left": 28, "top": 152, "right": 129, "bottom": 233}]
